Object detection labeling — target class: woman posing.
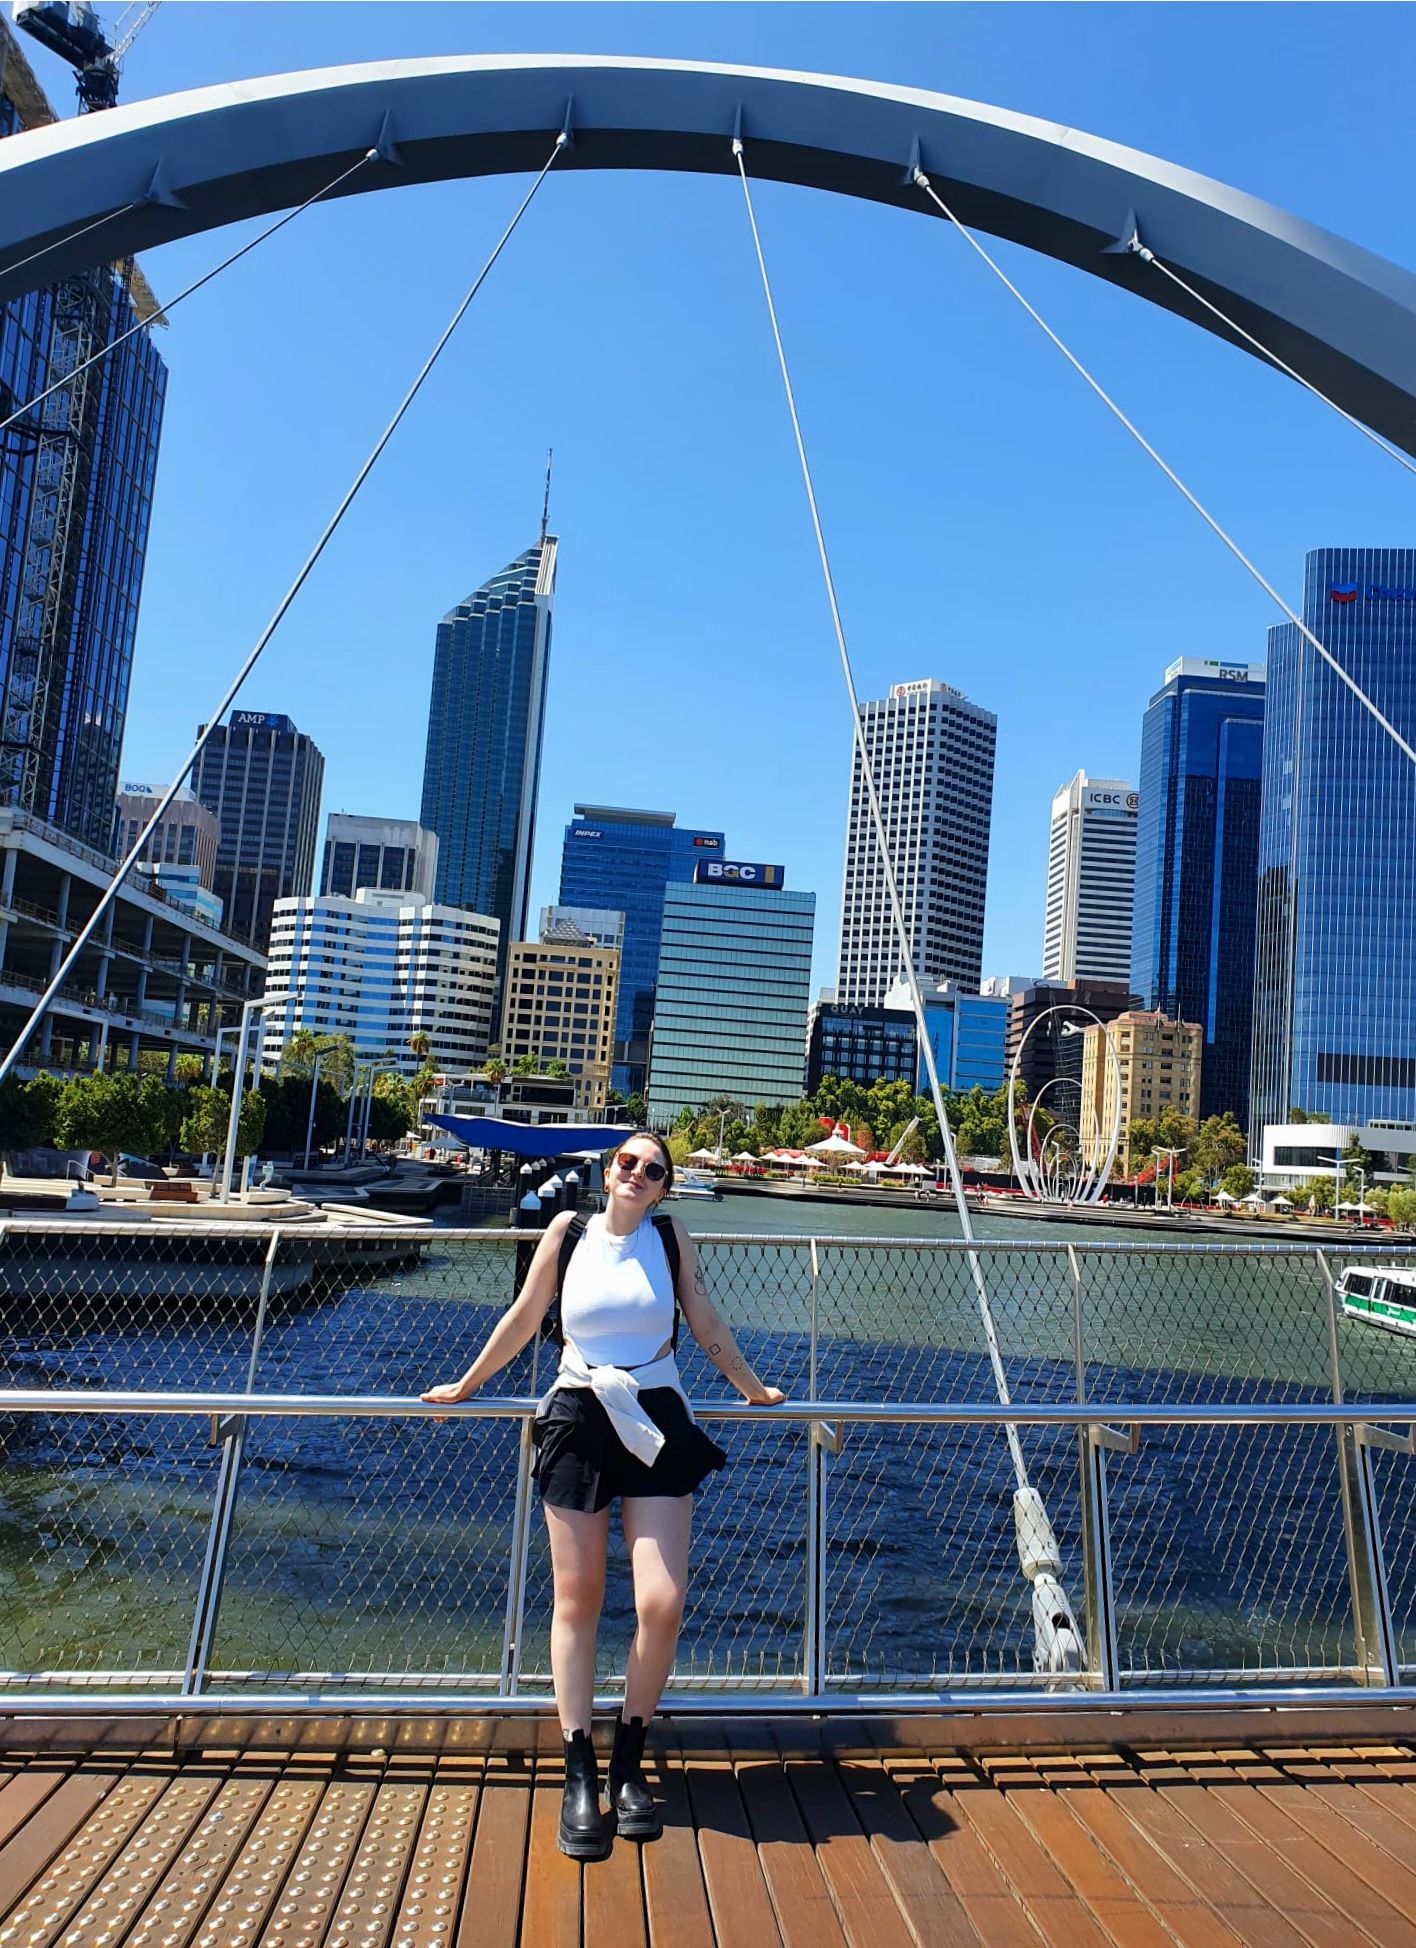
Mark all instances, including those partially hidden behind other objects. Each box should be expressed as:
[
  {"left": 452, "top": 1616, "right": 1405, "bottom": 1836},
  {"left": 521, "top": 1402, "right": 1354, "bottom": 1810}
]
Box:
[{"left": 422, "top": 1131, "right": 784, "bottom": 1859}]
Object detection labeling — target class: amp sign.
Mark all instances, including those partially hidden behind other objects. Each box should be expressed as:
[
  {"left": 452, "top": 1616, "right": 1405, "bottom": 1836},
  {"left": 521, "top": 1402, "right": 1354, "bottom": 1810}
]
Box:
[{"left": 694, "top": 859, "right": 785, "bottom": 889}]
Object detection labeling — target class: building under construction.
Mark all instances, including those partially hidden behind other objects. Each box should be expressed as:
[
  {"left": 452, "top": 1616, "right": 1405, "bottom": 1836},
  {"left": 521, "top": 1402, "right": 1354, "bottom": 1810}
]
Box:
[{"left": 0, "top": 12, "right": 166, "bottom": 854}]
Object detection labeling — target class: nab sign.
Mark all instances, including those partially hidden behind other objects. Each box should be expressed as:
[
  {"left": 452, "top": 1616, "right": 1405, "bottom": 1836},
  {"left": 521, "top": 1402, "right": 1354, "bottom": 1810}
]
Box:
[{"left": 694, "top": 859, "right": 785, "bottom": 889}]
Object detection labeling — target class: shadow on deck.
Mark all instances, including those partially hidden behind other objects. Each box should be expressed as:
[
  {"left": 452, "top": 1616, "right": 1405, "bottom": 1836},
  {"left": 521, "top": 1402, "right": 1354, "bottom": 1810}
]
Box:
[{"left": 5, "top": 1712, "right": 1416, "bottom": 1943}]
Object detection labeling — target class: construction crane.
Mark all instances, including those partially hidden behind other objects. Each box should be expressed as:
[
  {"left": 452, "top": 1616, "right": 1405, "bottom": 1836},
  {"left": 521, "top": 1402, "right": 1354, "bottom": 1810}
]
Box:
[{"left": 12, "top": 0, "right": 160, "bottom": 112}]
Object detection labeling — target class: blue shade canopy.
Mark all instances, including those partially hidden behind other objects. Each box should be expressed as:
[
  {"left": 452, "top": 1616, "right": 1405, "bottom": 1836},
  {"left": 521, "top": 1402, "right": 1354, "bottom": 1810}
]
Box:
[{"left": 426, "top": 1115, "right": 634, "bottom": 1156}]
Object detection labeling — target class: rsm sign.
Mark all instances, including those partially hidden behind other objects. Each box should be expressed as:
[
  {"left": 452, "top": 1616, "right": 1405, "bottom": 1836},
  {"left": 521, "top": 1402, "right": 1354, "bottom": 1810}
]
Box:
[{"left": 694, "top": 859, "right": 785, "bottom": 889}]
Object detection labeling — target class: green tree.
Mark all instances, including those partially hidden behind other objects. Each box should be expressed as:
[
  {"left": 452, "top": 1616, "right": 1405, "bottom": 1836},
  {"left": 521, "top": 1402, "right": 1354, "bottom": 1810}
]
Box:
[
  {"left": 512, "top": 1053, "right": 542, "bottom": 1077},
  {"left": 54, "top": 1072, "right": 173, "bottom": 1162},
  {"left": 279, "top": 1032, "right": 355, "bottom": 1097},
  {"left": 482, "top": 1057, "right": 507, "bottom": 1086},
  {"left": 1129, "top": 1108, "right": 1199, "bottom": 1176},
  {"left": 544, "top": 1057, "right": 570, "bottom": 1079},
  {"left": 1192, "top": 1113, "right": 1247, "bottom": 1188},
  {"left": 1342, "top": 1132, "right": 1376, "bottom": 1179},
  {"left": 257, "top": 1074, "right": 345, "bottom": 1155},
  {"left": 180, "top": 1083, "right": 266, "bottom": 1162},
  {"left": 0, "top": 1072, "right": 62, "bottom": 1151},
  {"left": 1288, "top": 1107, "right": 1313, "bottom": 1124},
  {"left": 625, "top": 1092, "right": 647, "bottom": 1126},
  {"left": 1172, "top": 1169, "right": 1202, "bottom": 1204},
  {"left": 1221, "top": 1163, "right": 1256, "bottom": 1200},
  {"left": 1302, "top": 1175, "right": 1334, "bottom": 1214},
  {"left": 1387, "top": 1188, "right": 1416, "bottom": 1231},
  {"left": 1365, "top": 1186, "right": 1390, "bottom": 1221}
]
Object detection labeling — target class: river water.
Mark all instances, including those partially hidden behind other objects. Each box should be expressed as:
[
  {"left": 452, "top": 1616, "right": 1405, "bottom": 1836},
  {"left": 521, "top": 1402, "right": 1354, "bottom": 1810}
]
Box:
[{"left": 3, "top": 1192, "right": 1415, "bottom": 1695}]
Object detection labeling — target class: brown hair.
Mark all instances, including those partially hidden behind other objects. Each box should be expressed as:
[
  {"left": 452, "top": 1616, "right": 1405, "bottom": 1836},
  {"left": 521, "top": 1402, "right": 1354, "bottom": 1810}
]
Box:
[{"left": 608, "top": 1128, "right": 676, "bottom": 1196}]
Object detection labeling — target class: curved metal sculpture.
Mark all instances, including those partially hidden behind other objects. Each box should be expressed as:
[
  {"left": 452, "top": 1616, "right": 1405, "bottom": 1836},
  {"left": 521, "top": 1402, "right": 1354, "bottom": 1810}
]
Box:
[
  {"left": 3, "top": 54, "right": 1416, "bottom": 449},
  {"left": 1008, "top": 1006, "right": 1123, "bottom": 1204}
]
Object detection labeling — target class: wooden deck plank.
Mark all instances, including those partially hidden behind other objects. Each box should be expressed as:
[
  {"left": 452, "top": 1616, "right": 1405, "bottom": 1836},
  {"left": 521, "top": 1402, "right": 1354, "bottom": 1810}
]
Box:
[
  {"left": 833, "top": 1757, "right": 981, "bottom": 1948},
  {"left": 933, "top": 1763, "right": 1115, "bottom": 1948},
  {"left": 683, "top": 1754, "right": 783, "bottom": 1947},
  {"left": 783, "top": 1753, "right": 920, "bottom": 1948},
  {"left": 323, "top": 1777, "right": 429, "bottom": 1948},
  {"left": 58, "top": 1768, "right": 226, "bottom": 1948},
  {"left": 455, "top": 1749, "right": 531, "bottom": 1948},
  {"left": 520, "top": 1752, "right": 583, "bottom": 1948},
  {"left": 0, "top": 1767, "right": 153, "bottom": 1934},
  {"left": 122, "top": 1773, "right": 276, "bottom": 1948},
  {"left": 734, "top": 1753, "right": 850, "bottom": 1948},
  {"left": 387, "top": 1762, "right": 483, "bottom": 1948},
  {"left": 641, "top": 1744, "right": 714, "bottom": 1948},
  {"left": 0, "top": 1763, "right": 71, "bottom": 1853},
  {"left": 254, "top": 1775, "right": 378, "bottom": 1948},
  {"left": 190, "top": 1773, "right": 326, "bottom": 1948},
  {"left": 584, "top": 1801, "right": 648, "bottom": 1948},
  {"left": 984, "top": 1770, "right": 1176, "bottom": 1948},
  {"left": 885, "top": 1759, "right": 1046, "bottom": 1948}
]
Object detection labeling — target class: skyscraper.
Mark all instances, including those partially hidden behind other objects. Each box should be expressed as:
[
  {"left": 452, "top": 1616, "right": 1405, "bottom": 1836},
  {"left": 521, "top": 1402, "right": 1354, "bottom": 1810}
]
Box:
[
  {"left": 648, "top": 863, "right": 815, "bottom": 1121},
  {"left": 420, "top": 538, "right": 557, "bottom": 972},
  {"left": 191, "top": 711, "right": 324, "bottom": 953},
  {"left": 1042, "top": 772, "right": 1138, "bottom": 984},
  {"left": 1132, "top": 658, "right": 1266, "bottom": 1127},
  {"left": 321, "top": 813, "right": 438, "bottom": 901},
  {"left": 836, "top": 679, "right": 996, "bottom": 1007},
  {"left": 558, "top": 805, "right": 725, "bottom": 1097},
  {"left": 0, "top": 18, "right": 167, "bottom": 852},
  {"left": 1250, "top": 549, "right": 1416, "bottom": 1144}
]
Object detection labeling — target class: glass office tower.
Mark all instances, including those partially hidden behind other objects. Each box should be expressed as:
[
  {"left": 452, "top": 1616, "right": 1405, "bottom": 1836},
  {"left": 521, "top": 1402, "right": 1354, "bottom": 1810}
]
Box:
[
  {"left": 420, "top": 539, "right": 557, "bottom": 976},
  {"left": 1250, "top": 550, "right": 1416, "bottom": 1147},
  {"left": 558, "top": 806, "right": 725, "bottom": 1097},
  {"left": 192, "top": 712, "right": 325, "bottom": 952},
  {"left": 1, "top": 29, "right": 167, "bottom": 851},
  {"left": 1132, "top": 658, "right": 1265, "bottom": 1127},
  {"left": 648, "top": 873, "right": 815, "bottom": 1122}
]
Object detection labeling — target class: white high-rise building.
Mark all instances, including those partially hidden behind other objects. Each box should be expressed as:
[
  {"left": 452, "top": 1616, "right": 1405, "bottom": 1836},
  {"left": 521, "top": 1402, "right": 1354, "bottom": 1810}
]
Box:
[
  {"left": 835, "top": 678, "right": 997, "bottom": 1007},
  {"left": 321, "top": 814, "right": 439, "bottom": 902},
  {"left": 1041, "top": 771, "right": 1138, "bottom": 984},
  {"left": 262, "top": 888, "right": 499, "bottom": 1076}
]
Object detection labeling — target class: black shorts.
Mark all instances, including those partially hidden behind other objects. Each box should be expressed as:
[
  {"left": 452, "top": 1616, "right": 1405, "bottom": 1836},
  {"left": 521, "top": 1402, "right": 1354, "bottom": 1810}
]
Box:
[{"left": 533, "top": 1385, "right": 727, "bottom": 1513}]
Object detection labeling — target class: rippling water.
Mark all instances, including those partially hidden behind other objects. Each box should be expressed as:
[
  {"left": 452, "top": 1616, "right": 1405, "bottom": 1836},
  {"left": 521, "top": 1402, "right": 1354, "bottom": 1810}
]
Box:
[{"left": 3, "top": 1193, "right": 1415, "bottom": 1692}]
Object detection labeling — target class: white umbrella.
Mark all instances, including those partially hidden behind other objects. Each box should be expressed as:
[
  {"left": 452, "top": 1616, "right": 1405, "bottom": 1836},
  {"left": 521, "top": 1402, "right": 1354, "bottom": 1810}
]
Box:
[
  {"left": 730, "top": 1151, "right": 758, "bottom": 1163},
  {"left": 1338, "top": 1199, "right": 1364, "bottom": 1213},
  {"left": 1272, "top": 1194, "right": 1294, "bottom": 1208},
  {"left": 1242, "top": 1191, "right": 1266, "bottom": 1207},
  {"left": 805, "top": 1131, "right": 866, "bottom": 1158},
  {"left": 1213, "top": 1189, "right": 1237, "bottom": 1205},
  {"left": 684, "top": 1148, "right": 722, "bottom": 1165}
]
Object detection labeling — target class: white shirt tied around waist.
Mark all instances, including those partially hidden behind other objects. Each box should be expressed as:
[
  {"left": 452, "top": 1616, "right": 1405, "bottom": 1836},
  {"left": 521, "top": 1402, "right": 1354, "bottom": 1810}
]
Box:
[{"left": 537, "top": 1210, "right": 697, "bottom": 1465}]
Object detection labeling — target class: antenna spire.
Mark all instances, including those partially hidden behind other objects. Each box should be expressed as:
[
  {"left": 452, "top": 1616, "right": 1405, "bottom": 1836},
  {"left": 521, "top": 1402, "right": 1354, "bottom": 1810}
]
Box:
[{"left": 540, "top": 447, "right": 553, "bottom": 542}]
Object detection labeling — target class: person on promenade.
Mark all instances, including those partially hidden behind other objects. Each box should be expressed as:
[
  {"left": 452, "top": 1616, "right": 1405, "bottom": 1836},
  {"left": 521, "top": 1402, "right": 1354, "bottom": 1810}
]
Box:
[{"left": 421, "top": 1130, "right": 785, "bottom": 1860}]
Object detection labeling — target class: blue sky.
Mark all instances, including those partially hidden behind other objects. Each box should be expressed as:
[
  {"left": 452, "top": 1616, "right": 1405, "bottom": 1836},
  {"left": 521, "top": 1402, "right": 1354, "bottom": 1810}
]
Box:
[{"left": 26, "top": 3, "right": 1416, "bottom": 993}]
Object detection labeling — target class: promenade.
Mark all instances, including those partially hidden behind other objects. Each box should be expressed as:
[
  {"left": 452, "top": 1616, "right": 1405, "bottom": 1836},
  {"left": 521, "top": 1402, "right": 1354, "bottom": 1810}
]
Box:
[{"left": 6, "top": 1714, "right": 1416, "bottom": 1944}]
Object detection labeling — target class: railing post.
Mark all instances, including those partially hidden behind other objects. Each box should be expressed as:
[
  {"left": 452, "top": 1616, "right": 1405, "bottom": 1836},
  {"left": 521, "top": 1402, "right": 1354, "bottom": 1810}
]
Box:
[
  {"left": 500, "top": 1414, "right": 536, "bottom": 1696},
  {"left": 1321, "top": 1249, "right": 1399, "bottom": 1685},
  {"left": 1070, "top": 1245, "right": 1119, "bottom": 1692},
  {"left": 804, "top": 1239, "right": 826, "bottom": 1695},
  {"left": 182, "top": 1226, "right": 282, "bottom": 1695}
]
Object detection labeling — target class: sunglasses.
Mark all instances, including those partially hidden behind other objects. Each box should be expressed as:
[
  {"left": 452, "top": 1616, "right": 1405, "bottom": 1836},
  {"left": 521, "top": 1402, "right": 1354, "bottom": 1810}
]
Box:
[{"left": 615, "top": 1151, "right": 667, "bottom": 1183}]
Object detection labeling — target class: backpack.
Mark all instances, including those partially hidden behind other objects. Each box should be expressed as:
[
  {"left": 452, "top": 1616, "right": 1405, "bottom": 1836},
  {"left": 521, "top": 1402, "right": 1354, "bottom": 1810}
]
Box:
[{"left": 541, "top": 1211, "right": 683, "bottom": 1351}]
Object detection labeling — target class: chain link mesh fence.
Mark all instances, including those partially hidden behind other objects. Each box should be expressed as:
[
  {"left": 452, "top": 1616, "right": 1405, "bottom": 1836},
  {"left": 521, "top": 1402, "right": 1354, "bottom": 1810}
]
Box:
[{"left": 3, "top": 1222, "right": 1416, "bottom": 1698}]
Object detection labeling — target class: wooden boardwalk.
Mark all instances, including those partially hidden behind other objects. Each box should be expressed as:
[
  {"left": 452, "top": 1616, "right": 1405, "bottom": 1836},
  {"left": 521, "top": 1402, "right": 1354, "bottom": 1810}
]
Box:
[{"left": 5, "top": 1720, "right": 1416, "bottom": 1945}]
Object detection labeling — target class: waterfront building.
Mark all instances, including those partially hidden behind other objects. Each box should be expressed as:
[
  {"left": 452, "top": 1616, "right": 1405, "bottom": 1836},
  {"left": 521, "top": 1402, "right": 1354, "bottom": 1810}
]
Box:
[
  {"left": 1080, "top": 1009, "right": 1202, "bottom": 1176},
  {"left": 0, "top": 807, "right": 263, "bottom": 1078},
  {"left": 1005, "top": 979, "right": 1134, "bottom": 1102},
  {"left": 420, "top": 538, "right": 557, "bottom": 975},
  {"left": 1258, "top": 1117, "right": 1416, "bottom": 1190},
  {"left": 883, "top": 978, "right": 1010, "bottom": 1096},
  {"left": 0, "top": 19, "right": 167, "bottom": 853},
  {"left": 558, "top": 805, "right": 725, "bottom": 1097},
  {"left": 321, "top": 813, "right": 438, "bottom": 902},
  {"left": 114, "top": 785, "right": 220, "bottom": 888},
  {"left": 836, "top": 679, "right": 996, "bottom": 1006},
  {"left": 135, "top": 863, "right": 224, "bottom": 931},
  {"left": 499, "top": 926, "right": 620, "bottom": 1113},
  {"left": 1042, "top": 772, "right": 1138, "bottom": 984},
  {"left": 262, "top": 888, "right": 499, "bottom": 1077},
  {"left": 1250, "top": 549, "right": 1416, "bottom": 1146},
  {"left": 648, "top": 864, "right": 815, "bottom": 1121},
  {"left": 805, "top": 998, "right": 916, "bottom": 1094},
  {"left": 1132, "top": 658, "right": 1266, "bottom": 1128},
  {"left": 539, "top": 904, "right": 625, "bottom": 953},
  {"left": 191, "top": 711, "right": 324, "bottom": 954}
]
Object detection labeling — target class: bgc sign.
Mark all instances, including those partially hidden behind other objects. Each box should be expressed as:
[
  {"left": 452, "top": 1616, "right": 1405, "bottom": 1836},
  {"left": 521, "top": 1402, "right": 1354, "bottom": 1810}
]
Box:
[{"left": 694, "top": 858, "right": 785, "bottom": 889}]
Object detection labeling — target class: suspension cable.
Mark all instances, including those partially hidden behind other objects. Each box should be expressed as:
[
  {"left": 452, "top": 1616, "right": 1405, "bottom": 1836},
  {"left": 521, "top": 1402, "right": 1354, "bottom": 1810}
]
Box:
[
  {"left": 0, "top": 130, "right": 569, "bottom": 1088},
  {"left": 0, "top": 200, "right": 142, "bottom": 287},
  {"left": 1, "top": 150, "right": 380, "bottom": 437},
  {"left": 913, "top": 168, "right": 1416, "bottom": 771},
  {"left": 731, "top": 138, "right": 1032, "bottom": 1490},
  {"left": 1137, "top": 244, "right": 1416, "bottom": 483}
]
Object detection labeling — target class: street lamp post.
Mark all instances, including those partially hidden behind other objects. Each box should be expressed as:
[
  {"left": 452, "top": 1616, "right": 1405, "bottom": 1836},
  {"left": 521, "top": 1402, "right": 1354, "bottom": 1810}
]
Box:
[
  {"left": 218, "top": 997, "right": 270, "bottom": 1204},
  {"left": 1320, "top": 1152, "right": 1365, "bottom": 1225},
  {"left": 301, "top": 1050, "right": 324, "bottom": 1171}
]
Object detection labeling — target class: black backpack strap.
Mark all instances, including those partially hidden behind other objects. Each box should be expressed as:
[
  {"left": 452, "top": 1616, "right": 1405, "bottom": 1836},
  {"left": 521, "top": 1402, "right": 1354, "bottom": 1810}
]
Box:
[
  {"left": 541, "top": 1212, "right": 589, "bottom": 1347},
  {"left": 651, "top": 1212, "right": 683, "bottom": 1350}
]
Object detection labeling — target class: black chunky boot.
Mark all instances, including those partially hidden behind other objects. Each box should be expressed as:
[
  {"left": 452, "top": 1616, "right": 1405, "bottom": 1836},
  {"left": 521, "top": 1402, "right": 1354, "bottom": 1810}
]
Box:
[
  {"left": 608, "top": 1714, "right": 662, "bottom": 1840},
  {"left": 557, "top": 1728, "right": 612, "bottom": 1861}
]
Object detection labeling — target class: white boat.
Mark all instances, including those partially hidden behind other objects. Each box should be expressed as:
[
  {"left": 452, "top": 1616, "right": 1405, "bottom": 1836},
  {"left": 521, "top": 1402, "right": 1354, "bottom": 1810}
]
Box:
[
  {"left": 1337, "top": 1264, "right": 1416, "bottom": 1337},
  {"left": 670, "top": 1169, "right": 722, "bottom": 1202}
]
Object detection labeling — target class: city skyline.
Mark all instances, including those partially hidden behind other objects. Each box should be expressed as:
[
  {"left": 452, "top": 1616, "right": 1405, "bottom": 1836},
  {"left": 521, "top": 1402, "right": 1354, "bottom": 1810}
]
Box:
[{"left": 95, "top": 5, "right": 1416, "bottom": 1000}]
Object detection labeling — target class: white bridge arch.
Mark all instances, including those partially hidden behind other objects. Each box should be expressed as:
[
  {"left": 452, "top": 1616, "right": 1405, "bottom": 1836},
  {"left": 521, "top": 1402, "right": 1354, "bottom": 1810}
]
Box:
[{"left": 3, "top": 54, "right": 1416, "bottom": 450}]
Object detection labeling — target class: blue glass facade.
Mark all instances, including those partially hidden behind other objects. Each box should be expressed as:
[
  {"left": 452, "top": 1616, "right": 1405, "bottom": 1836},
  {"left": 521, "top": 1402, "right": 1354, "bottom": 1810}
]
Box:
[
  {"left": 648, "top": 881, "right": 815, "bottom": 1121},
  {"left": 1, "top": 83, "right": 166, "bottom": 850},
  {"left": 904, "top": 987, "right": 1009, "bottom": 1095},
  {"left": 1250, "top": 550, "right": 1416, "bottom": 1146},
  {"left": 420, "top": 540, "right": 556, "bottom": 971},
  {"left": 1132, "top": 663, "right": 1265, "bottom": 1127},
  {"left": 558, "top": 808, "right": 725, "bottom": 1097}
]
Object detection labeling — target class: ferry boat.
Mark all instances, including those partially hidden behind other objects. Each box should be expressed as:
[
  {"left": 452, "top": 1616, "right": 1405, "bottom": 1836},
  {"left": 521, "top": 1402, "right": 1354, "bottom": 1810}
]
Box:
[
  {"left": 1337, "top": 1263, "right": 1416, "bottom": 1336},
  {"left": 669, "top": 1169, "right": 722, "bottom": 1202}
]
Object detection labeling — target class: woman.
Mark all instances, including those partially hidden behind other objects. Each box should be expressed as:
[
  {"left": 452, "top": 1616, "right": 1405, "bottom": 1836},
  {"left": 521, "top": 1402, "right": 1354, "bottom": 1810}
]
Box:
[{"left": 421, "top": 1130, "right": 784, "bottom": 1860}]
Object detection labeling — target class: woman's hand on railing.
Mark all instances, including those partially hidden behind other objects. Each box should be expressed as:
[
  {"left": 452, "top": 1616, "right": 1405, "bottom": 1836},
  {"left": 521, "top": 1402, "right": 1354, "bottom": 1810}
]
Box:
[
  {"left": 419, "top": 1377, "right": 480, "bottom": 1420},
  {"left": 741, "top": 1383, "right": 787, "bottom": 1406}
]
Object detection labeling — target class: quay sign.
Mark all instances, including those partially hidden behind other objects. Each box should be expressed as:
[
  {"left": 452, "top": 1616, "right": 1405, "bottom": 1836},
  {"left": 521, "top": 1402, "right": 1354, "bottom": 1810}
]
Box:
[{"left": 694, "top": 858, "right": 785, "bottom": 889}]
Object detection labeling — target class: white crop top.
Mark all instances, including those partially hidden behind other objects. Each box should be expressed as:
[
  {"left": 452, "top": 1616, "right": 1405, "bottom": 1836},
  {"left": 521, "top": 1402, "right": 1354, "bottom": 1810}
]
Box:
[{"left": 559, "top": 1212, "right": 676, "bottom": 1368}]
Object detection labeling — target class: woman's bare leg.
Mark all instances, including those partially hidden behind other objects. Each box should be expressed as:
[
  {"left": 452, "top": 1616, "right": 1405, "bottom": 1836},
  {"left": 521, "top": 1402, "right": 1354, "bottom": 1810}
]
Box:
[
  {"left": 621, "top": 1496, "right": 692, "bottom": 1720},
  {"left": 544, "top": 1504, "right": 610, "bottom": 1734}
]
